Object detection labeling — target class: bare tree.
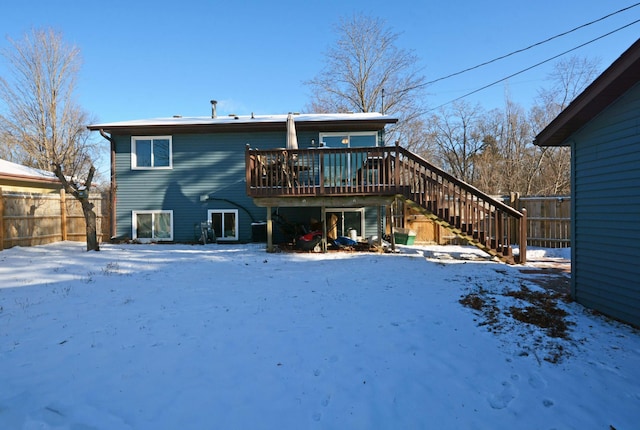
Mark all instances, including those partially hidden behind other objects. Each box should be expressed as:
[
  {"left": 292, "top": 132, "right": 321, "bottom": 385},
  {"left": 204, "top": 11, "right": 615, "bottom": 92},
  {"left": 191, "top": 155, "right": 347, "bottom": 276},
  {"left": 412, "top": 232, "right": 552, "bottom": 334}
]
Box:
[
  {"left": 474, "top": 97, "right": 544, "bottom": 195},
  {"left": 0, "top": 28, "right": 100, "bottom": 251},
  {"left": 424, "top": 101, "right": 486, "bottom": 183},
  {"left": 305, "top": 14, "right": 426, "bottom": 147},
  {"left": 536, "top": 55, "right": 601, "bottom": 118},
  {"left": 527, "top": 55, "right": 601, "bottom": 195}
]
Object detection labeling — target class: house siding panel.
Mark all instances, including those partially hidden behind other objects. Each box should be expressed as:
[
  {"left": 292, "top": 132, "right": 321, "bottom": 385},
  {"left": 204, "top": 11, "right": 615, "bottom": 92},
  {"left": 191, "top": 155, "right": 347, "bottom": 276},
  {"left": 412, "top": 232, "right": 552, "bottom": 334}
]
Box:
[
  {"left": 111, "top": 127, "right": 386, "bottom": 243},
  {"left": 572, "top": 83, "right": 640, "bottom": 326},
  {"left": 114, "top": 132, "right": 292, "bottom": 242}
]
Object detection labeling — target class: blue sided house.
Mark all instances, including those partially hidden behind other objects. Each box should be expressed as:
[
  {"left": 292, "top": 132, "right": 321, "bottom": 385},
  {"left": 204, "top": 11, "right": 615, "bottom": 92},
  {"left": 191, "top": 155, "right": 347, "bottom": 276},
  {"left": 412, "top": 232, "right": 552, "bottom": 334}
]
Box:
[
  {"left": 535, "top": 38, "right": 640, "bottom": 326},
  {"left": 90, "top": 107, "right": 527, "bottom": 263},
  {"left": 89, "top": 111, "right": 397, "bottom": 244}
]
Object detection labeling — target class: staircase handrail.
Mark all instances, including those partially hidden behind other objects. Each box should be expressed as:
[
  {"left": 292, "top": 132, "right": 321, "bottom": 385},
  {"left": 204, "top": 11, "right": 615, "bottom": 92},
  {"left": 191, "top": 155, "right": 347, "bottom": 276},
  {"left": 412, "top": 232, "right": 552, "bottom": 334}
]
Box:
[{"left": 394, "top": 145, "right": 524, "bottom": 219}]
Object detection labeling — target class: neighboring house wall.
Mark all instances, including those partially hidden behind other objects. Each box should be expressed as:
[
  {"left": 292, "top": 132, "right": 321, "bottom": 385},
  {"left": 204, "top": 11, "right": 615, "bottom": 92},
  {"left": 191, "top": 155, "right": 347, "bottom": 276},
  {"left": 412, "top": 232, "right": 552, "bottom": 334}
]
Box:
[{"left": 571, "top": 82, "right": 640, "bottom": 326}]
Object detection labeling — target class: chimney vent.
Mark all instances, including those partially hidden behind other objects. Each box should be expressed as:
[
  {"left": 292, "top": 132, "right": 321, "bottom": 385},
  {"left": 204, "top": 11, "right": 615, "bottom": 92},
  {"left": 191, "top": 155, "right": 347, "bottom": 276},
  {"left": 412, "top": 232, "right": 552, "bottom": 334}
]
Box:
[{"left": 210, "top": 100, "right": 218, "bottom": 118}]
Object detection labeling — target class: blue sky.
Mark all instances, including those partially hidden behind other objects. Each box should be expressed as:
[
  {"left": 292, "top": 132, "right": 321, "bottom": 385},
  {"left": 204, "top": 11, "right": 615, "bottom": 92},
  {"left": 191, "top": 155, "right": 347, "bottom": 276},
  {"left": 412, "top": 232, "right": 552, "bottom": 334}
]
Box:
[{"left": 1, "top": 1, "right": 638, "bottom": 123}]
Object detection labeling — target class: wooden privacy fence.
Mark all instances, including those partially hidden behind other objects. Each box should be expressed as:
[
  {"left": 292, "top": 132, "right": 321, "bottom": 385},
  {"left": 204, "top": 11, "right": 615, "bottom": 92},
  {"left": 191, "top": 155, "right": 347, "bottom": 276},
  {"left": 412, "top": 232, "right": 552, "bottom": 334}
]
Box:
[
  {"left": 507, "top": 194, "right": 571, "bottom": 248},
  {"left": 0, "top": 187, "right": 109, "bottom": 250},
  {"left": 403, "top": 194, "right": 571, "bottom": 249}
]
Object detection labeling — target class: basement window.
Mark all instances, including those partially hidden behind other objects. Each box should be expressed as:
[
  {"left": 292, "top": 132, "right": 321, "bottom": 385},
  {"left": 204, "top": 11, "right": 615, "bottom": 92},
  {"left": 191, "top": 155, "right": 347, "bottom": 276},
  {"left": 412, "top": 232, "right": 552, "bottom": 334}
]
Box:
[
  {"left": 132, "top": 210, "right": 173, "bottom": 241},
  {"left": 208, "top": 209, "right": 239, "bottom": 241}
]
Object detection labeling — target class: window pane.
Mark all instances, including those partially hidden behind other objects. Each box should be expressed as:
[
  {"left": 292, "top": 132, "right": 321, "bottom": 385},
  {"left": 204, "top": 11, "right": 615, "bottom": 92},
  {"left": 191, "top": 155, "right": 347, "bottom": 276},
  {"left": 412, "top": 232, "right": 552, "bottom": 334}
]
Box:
[
  {"left": 135, "top": 140, "right": 152, "bottom": 167},
  {"left": 223, "top": 212, "right": 236, "bottom": 238},
  {"left": 211, "top": 213, "right": 222, "bottom": 238},
  {"left": 343, "top": 211, "right": 362, "bottom": 236},
  {"left": 154, "top": 213, "right": 172, "bottom": 238},
  {"left": 350, "top": 134, "right": 376, "bottom": 147},
  {"left": 322, "top": 135, "right": 348, "bottom": 148},
  {"left": 137, "top": 213, "right": 153, "bottom": 238},
  {"left": 153, "top": 139, "right": 170, "bottom": 167},
  {"left": 327, "top": 212, "right": 343, "bottom": 237}
]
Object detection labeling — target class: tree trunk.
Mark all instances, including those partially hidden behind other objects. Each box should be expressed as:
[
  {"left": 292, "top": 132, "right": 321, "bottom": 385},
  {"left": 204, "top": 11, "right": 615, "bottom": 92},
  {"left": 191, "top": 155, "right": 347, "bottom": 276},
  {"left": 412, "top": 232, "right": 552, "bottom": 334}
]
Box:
[{"left": 81, "top": 197, "right": 100, "bottom": 251}]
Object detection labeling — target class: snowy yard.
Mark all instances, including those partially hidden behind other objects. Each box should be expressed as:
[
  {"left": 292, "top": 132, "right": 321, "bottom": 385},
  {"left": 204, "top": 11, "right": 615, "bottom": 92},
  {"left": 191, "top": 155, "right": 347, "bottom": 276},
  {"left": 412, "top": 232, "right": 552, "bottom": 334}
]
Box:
[{"left": 0, "top": 242, "right": 638, "bottom": 429}]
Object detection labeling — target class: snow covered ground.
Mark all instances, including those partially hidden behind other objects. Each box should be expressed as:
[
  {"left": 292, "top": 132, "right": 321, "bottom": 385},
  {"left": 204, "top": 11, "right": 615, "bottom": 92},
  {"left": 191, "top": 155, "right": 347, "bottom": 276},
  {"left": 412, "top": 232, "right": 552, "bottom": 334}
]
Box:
[{"left": 0, "top": 242, "right": 638, "bottom": 429}]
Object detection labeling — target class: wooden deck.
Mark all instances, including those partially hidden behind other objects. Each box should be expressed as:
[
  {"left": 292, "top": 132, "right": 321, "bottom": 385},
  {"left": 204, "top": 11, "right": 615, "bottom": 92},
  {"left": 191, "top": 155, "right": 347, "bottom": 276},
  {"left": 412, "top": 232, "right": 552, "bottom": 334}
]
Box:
[{"left": 245, "top": 144, "right": 527, "bottom": 263}]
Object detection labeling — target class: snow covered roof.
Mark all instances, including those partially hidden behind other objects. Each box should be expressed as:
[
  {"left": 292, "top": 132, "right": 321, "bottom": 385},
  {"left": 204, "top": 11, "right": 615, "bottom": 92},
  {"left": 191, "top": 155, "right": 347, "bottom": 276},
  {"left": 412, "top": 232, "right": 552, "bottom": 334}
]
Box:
[
  {"left": 88, "top": 112, "right": 397, "bottom": 134},
  {"left": 0, "top": 158, "right": 59, "bottom": 183}
]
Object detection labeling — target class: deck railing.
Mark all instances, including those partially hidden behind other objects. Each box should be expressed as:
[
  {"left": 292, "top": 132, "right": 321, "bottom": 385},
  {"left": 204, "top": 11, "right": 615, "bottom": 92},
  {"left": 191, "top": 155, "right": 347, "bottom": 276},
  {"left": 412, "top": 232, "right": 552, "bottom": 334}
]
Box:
[
  {"left": 245, "top": 145, "right": 402, "bottom": 197},
  {"left": 245, "top": 144, "right": 526, "bottom": 263}
]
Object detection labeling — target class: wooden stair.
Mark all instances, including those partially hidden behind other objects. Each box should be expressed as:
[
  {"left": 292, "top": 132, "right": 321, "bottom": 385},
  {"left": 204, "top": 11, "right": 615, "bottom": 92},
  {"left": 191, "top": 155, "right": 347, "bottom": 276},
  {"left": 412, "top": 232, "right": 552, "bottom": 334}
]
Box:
[{"left": 393, "top": 146, "right": 527, "bottom": 264}]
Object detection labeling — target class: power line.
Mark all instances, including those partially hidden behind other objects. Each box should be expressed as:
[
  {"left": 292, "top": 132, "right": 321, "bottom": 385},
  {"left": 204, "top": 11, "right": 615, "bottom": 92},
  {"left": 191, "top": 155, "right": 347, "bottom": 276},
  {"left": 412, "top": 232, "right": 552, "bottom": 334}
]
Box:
[
  {"left": 423, "top": 2, "right": 640, "bottom": 87},
  {"left": 425, "top": 18, "right": 640, "bottom": 112},
  {"left": 387, "top": 2, "right": 640, "bottom": 98}
]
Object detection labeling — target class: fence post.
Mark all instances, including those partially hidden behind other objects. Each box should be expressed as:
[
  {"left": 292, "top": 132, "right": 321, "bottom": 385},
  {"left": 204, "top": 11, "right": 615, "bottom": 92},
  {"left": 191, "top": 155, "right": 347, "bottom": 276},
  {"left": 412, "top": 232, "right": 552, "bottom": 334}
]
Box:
[
  {"left": 59, "top": 188, "right": 67, "bottom": 241},
  {"left": 0, "top": 187, "right": 4, "bottom": 250}
]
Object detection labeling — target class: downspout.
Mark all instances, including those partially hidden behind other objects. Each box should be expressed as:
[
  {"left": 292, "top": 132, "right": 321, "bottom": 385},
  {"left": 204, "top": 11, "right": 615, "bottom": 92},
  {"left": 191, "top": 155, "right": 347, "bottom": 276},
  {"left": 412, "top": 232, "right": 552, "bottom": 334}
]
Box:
[{"left": 99, "top": 129, "right": 117, "bottom": 241}]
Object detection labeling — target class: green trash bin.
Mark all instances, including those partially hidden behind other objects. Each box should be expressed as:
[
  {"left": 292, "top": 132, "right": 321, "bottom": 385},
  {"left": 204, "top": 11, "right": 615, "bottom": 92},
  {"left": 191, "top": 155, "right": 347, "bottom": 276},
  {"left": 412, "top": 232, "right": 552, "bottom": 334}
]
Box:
[{"left": 394, "top": 228, "right": 416, "bottom": 245}]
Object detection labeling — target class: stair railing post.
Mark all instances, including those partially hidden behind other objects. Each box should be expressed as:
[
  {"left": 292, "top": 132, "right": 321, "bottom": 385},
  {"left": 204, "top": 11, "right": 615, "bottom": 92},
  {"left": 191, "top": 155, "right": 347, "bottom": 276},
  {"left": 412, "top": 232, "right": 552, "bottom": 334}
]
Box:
[
  {"left": 394, "top": 141, "right": 400, "bottom": 190},
  {"left": 519, "top": 208, "right": 527, "bottom": 264}
]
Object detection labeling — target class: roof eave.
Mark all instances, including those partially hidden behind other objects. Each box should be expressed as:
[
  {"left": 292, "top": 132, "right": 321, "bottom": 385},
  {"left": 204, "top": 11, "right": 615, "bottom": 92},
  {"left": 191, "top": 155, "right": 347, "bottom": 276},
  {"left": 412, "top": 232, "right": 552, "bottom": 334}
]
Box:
[
  {"left": 0, "top": 172, "right": 61, "bottom": 185},
  {"left": 534, "top": 38, "right": 640, "bottom": 147},
  {"left": 88, "top": 117, "right": 398, "bottom": 135}
]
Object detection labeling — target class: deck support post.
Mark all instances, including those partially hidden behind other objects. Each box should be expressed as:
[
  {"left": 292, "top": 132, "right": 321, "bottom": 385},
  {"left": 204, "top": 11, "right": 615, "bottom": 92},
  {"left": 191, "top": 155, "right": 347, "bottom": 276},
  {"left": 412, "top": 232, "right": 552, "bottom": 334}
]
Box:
[
  {"left": 377, "top": 206, "right": 383, "bottom": 248},
  {"left": 389, "top": 202, "right": 396, "bottom": 252},
  {"left": 266, "top": 206, "right": 274, "bottom": 253},
  {"left": 321, "top": 205, "right": 327, "bottom": 252}
]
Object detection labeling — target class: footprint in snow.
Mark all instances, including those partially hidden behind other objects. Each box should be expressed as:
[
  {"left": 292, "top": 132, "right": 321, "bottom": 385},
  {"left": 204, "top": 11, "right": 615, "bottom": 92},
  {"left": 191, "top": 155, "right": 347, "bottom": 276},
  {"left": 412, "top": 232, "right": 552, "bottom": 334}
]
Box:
[
  {"left": 321, "top": 395, "right": 331, "bottom": 407},
  {"left": 488, "top": 381, "right": 518, "bottom": 410},
  {"left": 528, "top": 372, "right": 547, "bottom": 389}
]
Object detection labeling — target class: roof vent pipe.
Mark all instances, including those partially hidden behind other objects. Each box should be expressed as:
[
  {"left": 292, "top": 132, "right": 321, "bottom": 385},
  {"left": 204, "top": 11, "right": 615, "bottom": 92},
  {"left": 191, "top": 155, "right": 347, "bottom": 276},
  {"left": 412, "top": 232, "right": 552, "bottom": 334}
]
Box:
[{"left": 210, "top": 100, "right": 218, "bottom": 118}]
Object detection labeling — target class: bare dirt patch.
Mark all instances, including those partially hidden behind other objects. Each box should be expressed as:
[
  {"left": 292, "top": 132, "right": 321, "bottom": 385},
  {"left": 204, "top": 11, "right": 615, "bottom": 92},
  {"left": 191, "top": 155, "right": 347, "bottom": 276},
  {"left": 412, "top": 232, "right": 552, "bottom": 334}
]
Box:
[
  {"left": 459, "top": 268, "right": 574, "bottom": 364},
  {"left": 505, "top": 285, "right": 573, "bottom": 339}
]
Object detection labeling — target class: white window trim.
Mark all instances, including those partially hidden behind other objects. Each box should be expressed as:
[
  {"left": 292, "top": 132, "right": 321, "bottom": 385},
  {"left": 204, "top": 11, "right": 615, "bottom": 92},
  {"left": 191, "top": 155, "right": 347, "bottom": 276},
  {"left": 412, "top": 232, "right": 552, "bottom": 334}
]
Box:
[
  {"left": 208, "top": 209, "right": 239, "bottom": 241},
  {"left": 131, "top": 136, "right": 173, "bottom": 170},
  {"left": 132, "top": 210, "right": 174, "bottom": 242}
]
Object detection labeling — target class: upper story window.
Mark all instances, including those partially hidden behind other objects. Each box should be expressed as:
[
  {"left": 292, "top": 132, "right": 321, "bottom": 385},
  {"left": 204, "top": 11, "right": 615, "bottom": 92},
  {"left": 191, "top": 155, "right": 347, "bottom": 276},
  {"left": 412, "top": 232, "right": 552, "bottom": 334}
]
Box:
[
  {"left": 319, "top": 132, "right": 378, "bottom": 148},
  {"left": 131, "top": 136, "right": 172, "bottom": 169}
]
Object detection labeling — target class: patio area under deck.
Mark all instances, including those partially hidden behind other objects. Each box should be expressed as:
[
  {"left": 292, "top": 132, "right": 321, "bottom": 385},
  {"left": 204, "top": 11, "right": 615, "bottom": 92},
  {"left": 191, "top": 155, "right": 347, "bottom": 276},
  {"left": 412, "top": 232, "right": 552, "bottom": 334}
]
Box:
[{"left": 252, "top": 195, "right": 397, "bottom": 253}]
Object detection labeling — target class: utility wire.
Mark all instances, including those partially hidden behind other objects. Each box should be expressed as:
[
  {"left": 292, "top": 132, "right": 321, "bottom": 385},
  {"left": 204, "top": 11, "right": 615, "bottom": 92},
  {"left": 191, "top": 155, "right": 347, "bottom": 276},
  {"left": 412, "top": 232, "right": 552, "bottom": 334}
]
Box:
[
  {"left": 425, "top": 18, "right": 640, "bottom": 112},
  {"left": 423, "top": 2, "right": 640, "bottom": 87},
  {"left": 386, "top": 2, "right": 640, "bottom": 97}
]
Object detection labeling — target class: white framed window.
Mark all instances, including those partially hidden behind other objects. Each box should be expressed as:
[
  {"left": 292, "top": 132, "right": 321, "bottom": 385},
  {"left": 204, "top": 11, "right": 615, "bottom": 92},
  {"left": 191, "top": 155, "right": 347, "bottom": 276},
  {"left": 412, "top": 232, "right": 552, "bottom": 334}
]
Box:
[
  {"left": 131, "top": 136, "right": 172, "bottom": 169},
  {"left": 208, "top": 209, "right": 239, "bottom": 241},
  {"left": 319, "top": 132, "right": 378, "bottom": 148},
  {"left": 132, "top": 210, "right": 173, "bottom": 241},
  {"left": 326, "top": 208, "right": 365, "bottom": 239}
]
